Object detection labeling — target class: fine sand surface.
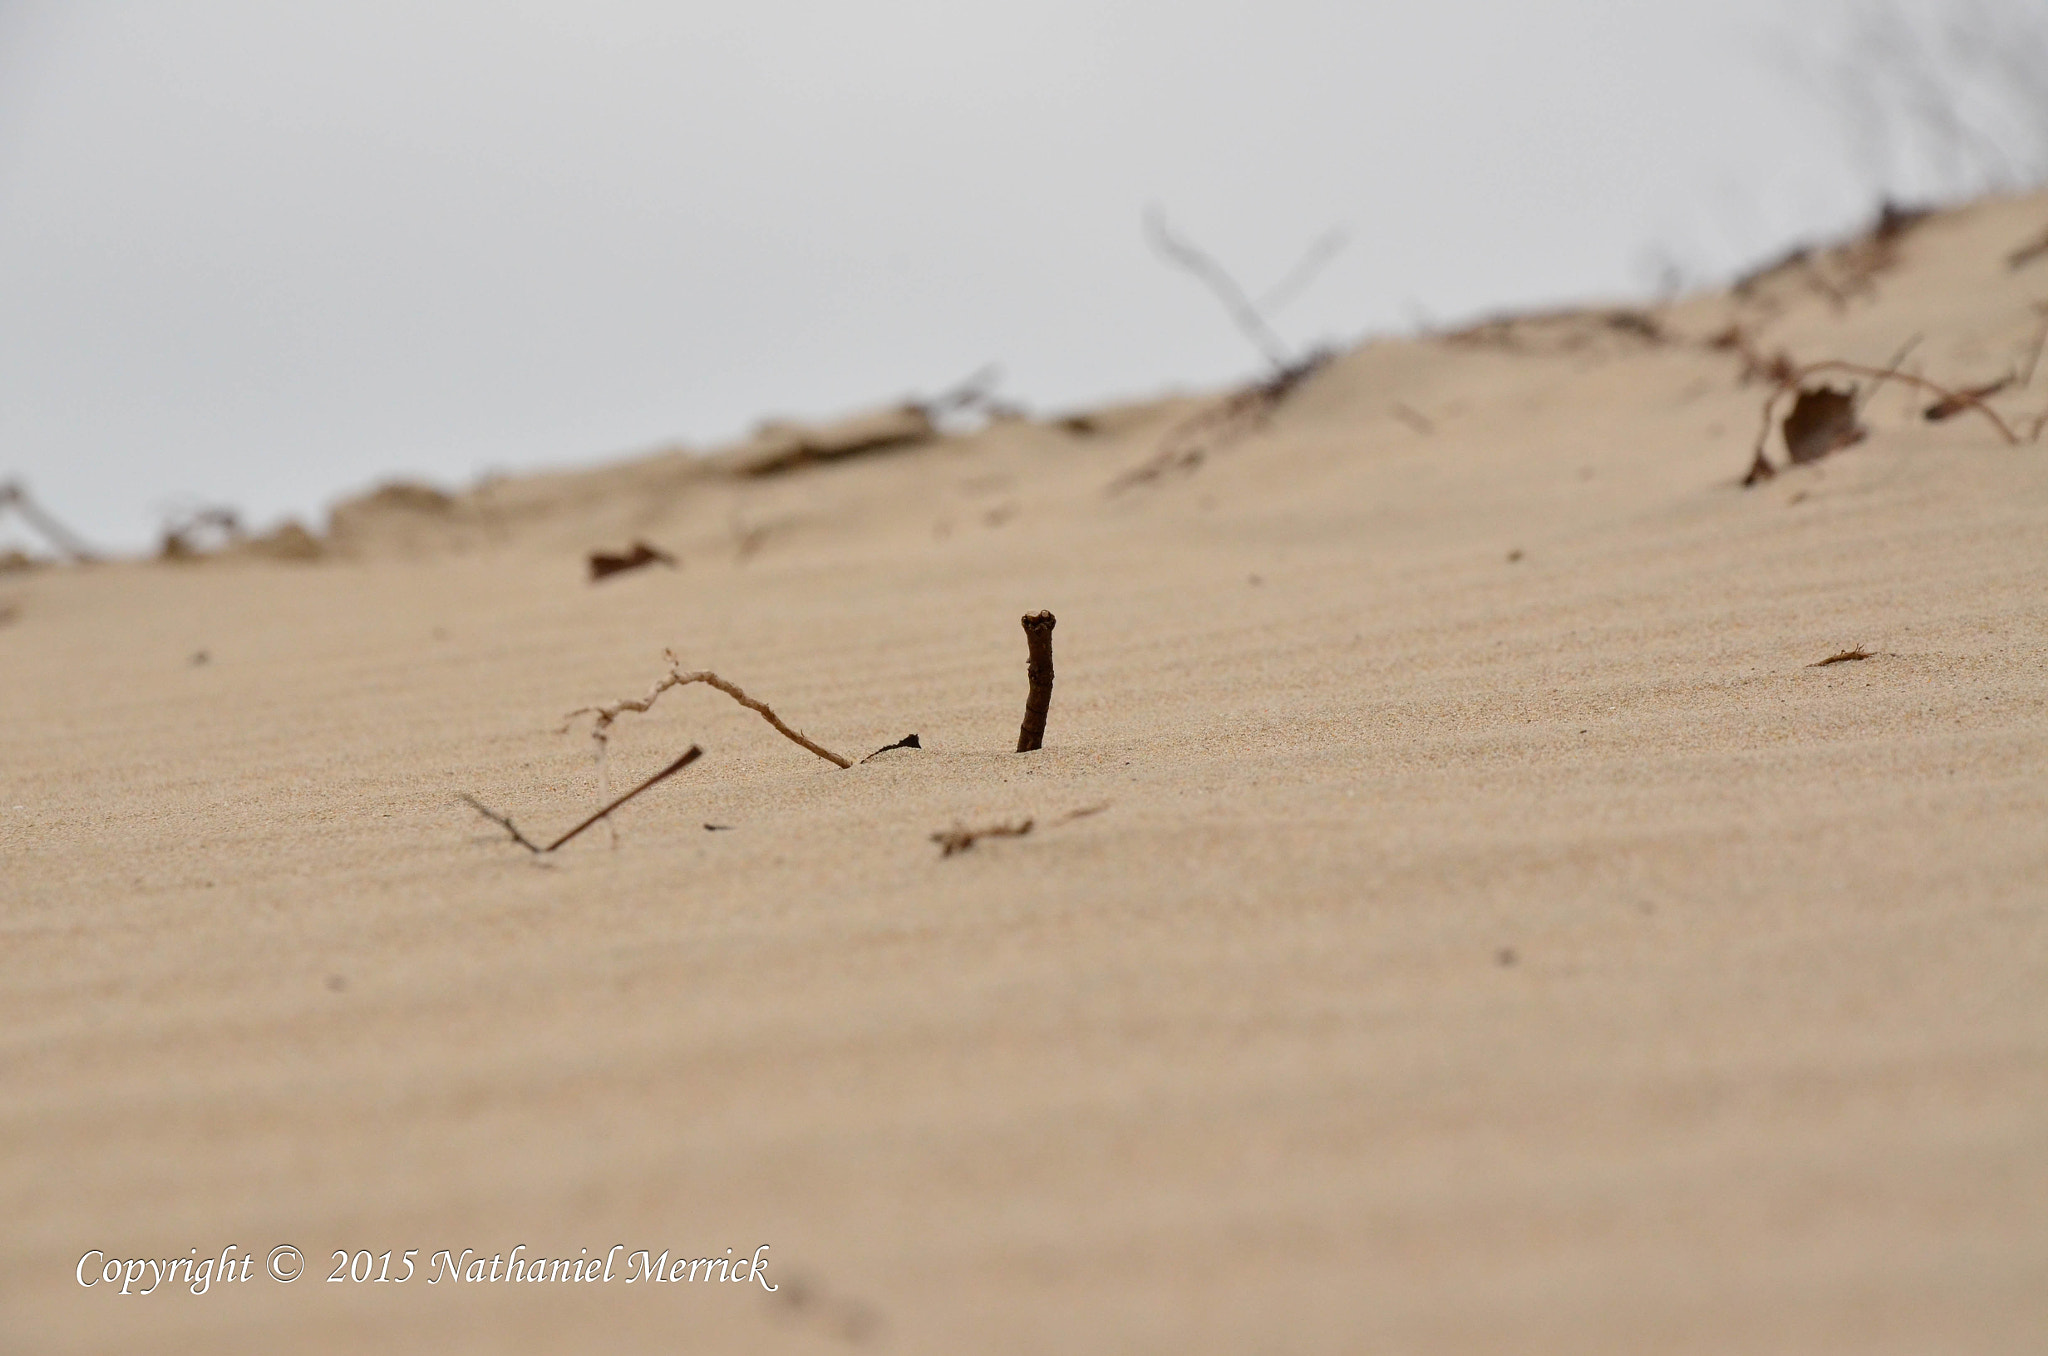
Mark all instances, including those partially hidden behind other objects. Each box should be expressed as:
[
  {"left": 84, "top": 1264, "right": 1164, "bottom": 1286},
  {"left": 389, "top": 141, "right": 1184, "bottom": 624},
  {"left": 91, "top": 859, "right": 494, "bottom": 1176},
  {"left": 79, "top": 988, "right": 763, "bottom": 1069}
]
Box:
[{"left": 5, "top": 190, "right": 2047, "bottom": 1354}]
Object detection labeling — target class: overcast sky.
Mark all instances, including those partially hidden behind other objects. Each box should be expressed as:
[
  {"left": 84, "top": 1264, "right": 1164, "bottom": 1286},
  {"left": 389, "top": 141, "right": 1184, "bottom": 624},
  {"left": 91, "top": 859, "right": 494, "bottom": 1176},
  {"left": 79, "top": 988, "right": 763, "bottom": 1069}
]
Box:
[{"left": 0, "top": 0, "right": 2036, "bottom": 550}]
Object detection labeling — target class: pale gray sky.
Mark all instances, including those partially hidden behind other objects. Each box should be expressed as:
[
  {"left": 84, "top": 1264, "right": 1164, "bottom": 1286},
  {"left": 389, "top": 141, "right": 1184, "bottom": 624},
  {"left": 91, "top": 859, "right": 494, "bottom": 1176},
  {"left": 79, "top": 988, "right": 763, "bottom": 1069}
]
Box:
[{"left": 0, "top": 1, "right": 2037, "bottom": 549}]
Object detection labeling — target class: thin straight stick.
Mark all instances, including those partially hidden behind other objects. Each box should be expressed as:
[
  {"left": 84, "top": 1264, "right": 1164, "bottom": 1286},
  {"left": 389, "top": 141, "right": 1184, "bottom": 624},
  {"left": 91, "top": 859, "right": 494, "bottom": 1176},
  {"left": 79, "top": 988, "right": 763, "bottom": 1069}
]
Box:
[
  {"left": 1016, "top": 610, "right": 1056, "bottom": 753},
  {"left": 462, "top": 745, "right": 704, "bottom": 854},
  {"left": 544, "top": 745, "right": 702, "bottom": 851}
]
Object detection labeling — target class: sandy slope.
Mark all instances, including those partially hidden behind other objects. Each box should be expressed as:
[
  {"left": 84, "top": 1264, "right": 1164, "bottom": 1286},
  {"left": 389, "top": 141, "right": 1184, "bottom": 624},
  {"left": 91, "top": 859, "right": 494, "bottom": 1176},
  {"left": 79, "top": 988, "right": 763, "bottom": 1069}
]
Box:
[{"left": 3, "top": 190, "right": 2046, "bottom": 1354}]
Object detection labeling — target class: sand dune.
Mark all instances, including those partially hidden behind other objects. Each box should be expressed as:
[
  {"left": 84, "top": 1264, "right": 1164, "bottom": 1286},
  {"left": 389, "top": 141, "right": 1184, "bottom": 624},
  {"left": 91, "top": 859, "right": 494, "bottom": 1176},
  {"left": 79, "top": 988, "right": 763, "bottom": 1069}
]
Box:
[{"left": 4, "top": 189, "right": 2046, "bottom": 1354}]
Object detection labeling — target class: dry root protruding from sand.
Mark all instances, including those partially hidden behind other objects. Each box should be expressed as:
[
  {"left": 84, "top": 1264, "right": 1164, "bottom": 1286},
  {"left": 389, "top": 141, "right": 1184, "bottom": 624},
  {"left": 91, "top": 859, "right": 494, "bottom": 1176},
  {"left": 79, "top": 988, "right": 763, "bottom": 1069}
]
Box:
[
  {"left": 1810, "top": 647, "right": 1874, "bottom": 667},
  {"left": 565, "top": 654, "right": 853, "bottom": 769},
  {"left": 1742, "top": 360, "right": 2021, "bottom": 485},
  {"left": 463, "top": 745, "right": 703, "bottom": 854}
]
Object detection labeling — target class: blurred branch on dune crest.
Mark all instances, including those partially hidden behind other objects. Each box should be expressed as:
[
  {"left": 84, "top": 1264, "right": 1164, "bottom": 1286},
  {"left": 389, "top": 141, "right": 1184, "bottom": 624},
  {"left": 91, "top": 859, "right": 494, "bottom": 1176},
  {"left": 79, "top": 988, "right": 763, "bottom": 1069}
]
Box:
[
  {"left": 1115, "top": 206, "right": 1347, "bottom": 491},
  {"left": 0, "top": 481, "right": 98, "bottom": 563},
  {"left": 1144, "top": 206, "right": 1344, "bottom": 374},
  {"left": 1786, "top": 0, "right": 2048, "bottom": 205}
]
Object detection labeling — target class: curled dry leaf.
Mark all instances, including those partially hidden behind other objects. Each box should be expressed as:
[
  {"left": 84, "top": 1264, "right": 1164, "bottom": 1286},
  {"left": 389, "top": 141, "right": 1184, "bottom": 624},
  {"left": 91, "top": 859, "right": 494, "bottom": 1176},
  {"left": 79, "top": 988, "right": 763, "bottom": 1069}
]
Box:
[{"left": 1782, "top": 385, "right": 1867, "bottom": 465}]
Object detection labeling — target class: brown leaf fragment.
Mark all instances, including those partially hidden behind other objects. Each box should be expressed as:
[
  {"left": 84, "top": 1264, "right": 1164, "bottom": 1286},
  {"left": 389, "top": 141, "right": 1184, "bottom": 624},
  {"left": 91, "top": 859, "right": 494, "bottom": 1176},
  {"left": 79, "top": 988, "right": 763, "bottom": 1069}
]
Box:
[
  {"left": 1924, "top": 377, "right": 2012, "bottom": 422},
  {"left": 1781, "top": 385, "right": 1866, "bottom": 465},
  {"left": 1810, "top": 647, "right": 1873, "bottom": 667},
  {"left": 860, "top": 733, "right": 921, "bottom": 763},
  {"left": 588, "top": 540, "right": 675, "bottom": 581}
]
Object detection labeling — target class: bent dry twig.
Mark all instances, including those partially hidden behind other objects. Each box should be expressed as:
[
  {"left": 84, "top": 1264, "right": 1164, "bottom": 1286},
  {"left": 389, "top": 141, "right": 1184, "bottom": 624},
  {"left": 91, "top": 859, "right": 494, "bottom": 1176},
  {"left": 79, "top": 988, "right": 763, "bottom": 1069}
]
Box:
[
  {"left": 565, "top": 654, "right": 852, "bottom": 769},
  {"left": 464, "top": 745, "right": 703, "bottom": 853},
  {"left": 1016, "top": 611, "right": 1056, "bottom": 752}
]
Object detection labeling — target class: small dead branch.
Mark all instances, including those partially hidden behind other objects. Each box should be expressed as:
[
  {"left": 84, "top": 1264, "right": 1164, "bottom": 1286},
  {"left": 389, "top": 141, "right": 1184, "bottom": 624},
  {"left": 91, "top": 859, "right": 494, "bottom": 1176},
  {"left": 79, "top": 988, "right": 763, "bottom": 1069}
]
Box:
[
  {"left": 860, "top": 733, "right": 921, "bottom": 763},
  {"left": 0, "top": 481, "right": 98, "bottom": 562},
  {"left": 1015, "top": 610, "right": 1056, "bottom": 753},
  {"left": 566, "top": 653, "right": 852, "bottom": 769},
  {"left": 463, "top": 745, "right": 703, "bottom": 853},
  {"left": 1810, "top": 647, "right": 1874, "bottom": 667},
  {"left": 1743, "top": 359, "right": 2019, "bottom": 484},
  {"left": 931, "top": 818, "right": 1033, "bottom": 857},
  {"left": 589, "top": 540, "right": 675, "bottom": 581}
]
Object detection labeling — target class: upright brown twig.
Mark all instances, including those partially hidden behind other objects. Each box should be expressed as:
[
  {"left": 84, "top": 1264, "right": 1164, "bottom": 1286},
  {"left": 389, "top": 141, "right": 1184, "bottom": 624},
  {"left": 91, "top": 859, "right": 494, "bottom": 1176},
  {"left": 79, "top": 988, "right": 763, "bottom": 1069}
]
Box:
[{"left": 1016, "top": 611, "right": 1056, "bottom": 753}]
